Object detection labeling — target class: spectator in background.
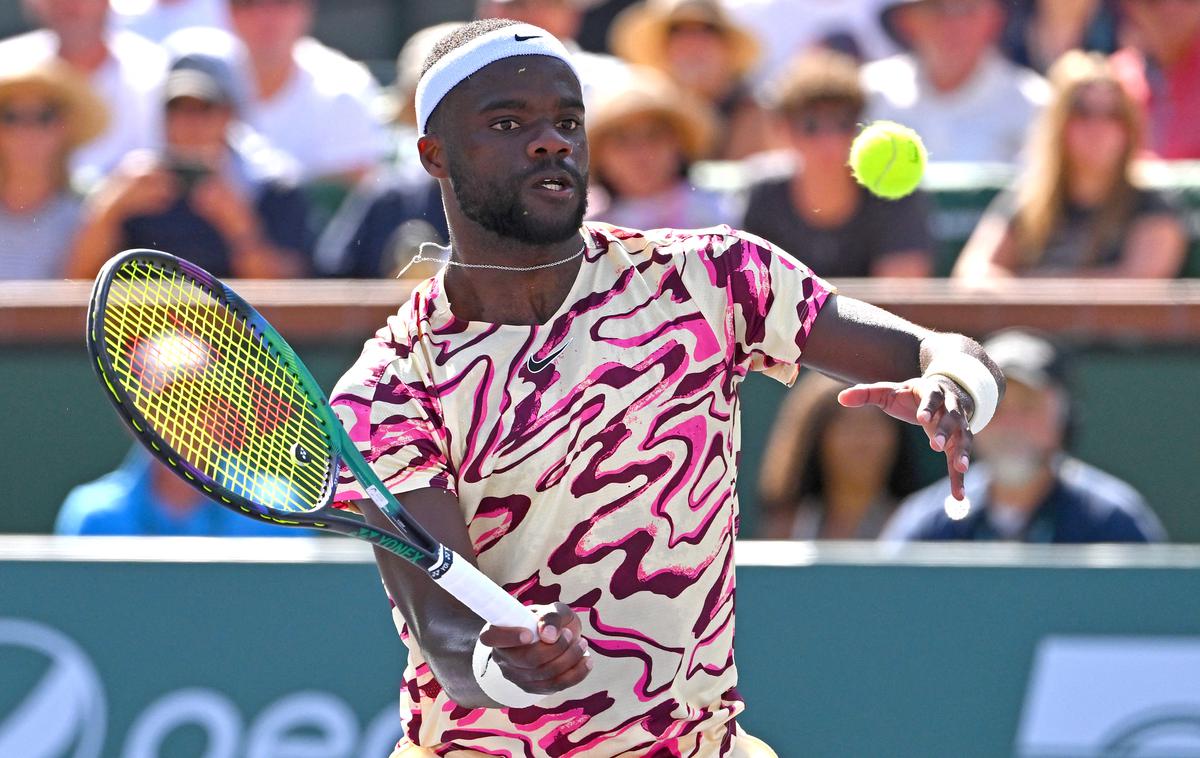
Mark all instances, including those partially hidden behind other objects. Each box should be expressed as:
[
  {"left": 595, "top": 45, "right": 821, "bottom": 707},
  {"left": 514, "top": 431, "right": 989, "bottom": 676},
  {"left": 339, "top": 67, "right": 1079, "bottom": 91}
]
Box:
[
  {"left": 864, "top": 0, "right": 1050, "bottom": 163},
  {"left": 610, "top": 0, "right": 771, "bottom": 159},
  {"left": 743, "top": 49, "right": 934, "bottom": 278},
  {"left": 883, "top": 329, "right": 1166, "bottom": 543},
  {"left": 954, "top": 51, "right": 1186, "bottom": 280},
  {"left": 57, "top": 446, "right": 302, "bottom": 535},
  {"left": 477, "top": 0, "right": 628, "bottom": 107},
  {"left": 1000, "top": 0, "right": 1118, "bottom": 73},
  {"left": 0, "top": 60, "right": 106, "bottom": 280},
  {"left": 758, "top": 372, "right": 915, "bottom": 540},
  {"left": 228, "top": 0, "right": 388, "bottom": 183},
  {"left": 0, "top": 0, "right": 165, "bottom": 188},
  {"left": 67, "top": 46, "right": 310, "bottom": 278},
  {"left": 313, "top": 23, "right": 461, "bottom": 278},
  {"left": 1111, "top": 0, "right": 1200, "bottom": 159},
  {"left": 723, "top": 0, "right": 898, "bottom": 81},
  {"left": 586, "top": 68, "right": 734, "bottom": 230},
  {"left": 110, "top": 0, "right": 232, "bottom": 43}
]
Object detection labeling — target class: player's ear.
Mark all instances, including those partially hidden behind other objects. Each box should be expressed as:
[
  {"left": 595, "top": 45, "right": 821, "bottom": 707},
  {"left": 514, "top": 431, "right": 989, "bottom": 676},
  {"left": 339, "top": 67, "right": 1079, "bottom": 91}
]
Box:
[{"left": 418, "top": 134, "right": 449, "bottom": 180}]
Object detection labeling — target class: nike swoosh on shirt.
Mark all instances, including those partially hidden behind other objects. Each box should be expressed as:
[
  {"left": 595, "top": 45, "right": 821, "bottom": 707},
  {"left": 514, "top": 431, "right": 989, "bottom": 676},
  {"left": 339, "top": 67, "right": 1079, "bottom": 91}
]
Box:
[
  {"left": 514, "top": 34, "right": 542, "bottom": 42},
  {"left": 526, "top": 338, "right": 572, "bottom": 374}
]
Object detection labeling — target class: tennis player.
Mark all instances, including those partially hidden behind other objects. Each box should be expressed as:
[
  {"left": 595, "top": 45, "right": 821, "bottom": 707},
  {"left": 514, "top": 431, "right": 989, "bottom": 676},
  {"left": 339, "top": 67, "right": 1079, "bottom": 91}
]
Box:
[{"left": 333, "top": 19, "right": 1004, "bottom": 758}]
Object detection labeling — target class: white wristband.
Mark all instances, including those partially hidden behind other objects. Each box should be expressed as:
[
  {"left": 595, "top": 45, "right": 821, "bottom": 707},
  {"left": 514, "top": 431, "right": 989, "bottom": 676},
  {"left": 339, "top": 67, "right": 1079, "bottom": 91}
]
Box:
[
  {"left": 472, "top": 636, "right": 549, "bottom": 709},
  {"left": 924, "top": 354, "right": 1000, "bottom": 434}
]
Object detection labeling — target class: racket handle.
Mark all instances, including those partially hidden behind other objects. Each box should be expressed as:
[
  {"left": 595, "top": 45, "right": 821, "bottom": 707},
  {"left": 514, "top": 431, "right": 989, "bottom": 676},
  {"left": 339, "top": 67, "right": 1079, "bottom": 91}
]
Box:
[{"left": 431, "top": 549, "right": 539, "bottom": 634}]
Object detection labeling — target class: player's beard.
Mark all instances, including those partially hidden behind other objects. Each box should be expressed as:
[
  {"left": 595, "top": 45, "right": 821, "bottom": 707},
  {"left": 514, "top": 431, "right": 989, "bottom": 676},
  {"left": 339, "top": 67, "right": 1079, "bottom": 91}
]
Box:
[{"left": 448, "top": 158, "right": 588, "bottom": 245}]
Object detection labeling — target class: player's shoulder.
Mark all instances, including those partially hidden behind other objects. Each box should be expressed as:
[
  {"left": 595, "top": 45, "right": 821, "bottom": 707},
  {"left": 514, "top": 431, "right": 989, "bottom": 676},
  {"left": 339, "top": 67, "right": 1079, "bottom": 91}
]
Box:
[{"left": 586, "top": 221, "right": 777, "bottom": 263}]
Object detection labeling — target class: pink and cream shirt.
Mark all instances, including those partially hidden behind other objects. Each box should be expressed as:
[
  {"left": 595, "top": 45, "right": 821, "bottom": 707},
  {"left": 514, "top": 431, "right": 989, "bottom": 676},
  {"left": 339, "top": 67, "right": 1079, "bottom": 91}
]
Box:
[{"left": 331, "top": 223, "right": 832, "bottom": 757}]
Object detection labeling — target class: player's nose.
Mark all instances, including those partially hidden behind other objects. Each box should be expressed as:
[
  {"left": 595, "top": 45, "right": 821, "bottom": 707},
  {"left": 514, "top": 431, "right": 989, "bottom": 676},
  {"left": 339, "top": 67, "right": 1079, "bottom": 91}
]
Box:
[{"left": 527, "top": 121, "right": 572, "bottom": 159}]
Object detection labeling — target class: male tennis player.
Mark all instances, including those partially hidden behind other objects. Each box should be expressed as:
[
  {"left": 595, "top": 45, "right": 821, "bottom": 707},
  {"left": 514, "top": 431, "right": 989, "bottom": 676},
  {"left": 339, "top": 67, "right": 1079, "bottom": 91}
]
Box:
[{"left": 333, "top": 19, "right": 1004, "bottom": 758}]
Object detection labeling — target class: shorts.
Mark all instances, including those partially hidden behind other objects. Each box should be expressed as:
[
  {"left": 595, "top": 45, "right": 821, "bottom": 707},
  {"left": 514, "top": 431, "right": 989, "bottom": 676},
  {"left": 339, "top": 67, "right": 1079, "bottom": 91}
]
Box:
[{"left": 389, "top": 731, "right": 778, "bottom": 758}]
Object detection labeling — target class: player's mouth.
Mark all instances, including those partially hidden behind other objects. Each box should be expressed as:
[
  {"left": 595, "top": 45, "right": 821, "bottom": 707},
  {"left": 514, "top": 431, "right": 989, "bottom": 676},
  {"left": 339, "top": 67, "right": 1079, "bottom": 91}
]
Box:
[{"left": 528, "top": 172, "right": 576, "bottom": 198}]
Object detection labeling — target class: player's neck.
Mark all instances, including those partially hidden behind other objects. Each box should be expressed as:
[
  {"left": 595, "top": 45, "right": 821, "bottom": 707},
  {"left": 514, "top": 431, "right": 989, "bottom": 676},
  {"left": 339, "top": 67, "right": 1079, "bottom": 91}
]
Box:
[{"left": 441, "top": 227, "right": 587, "bottom": 326}]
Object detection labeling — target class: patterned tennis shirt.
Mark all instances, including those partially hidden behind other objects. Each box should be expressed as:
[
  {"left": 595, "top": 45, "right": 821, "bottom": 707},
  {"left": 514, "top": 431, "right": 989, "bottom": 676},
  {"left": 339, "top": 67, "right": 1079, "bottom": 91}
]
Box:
[{"left": 331, "top": 223, "right": 832, "bottom": 757}]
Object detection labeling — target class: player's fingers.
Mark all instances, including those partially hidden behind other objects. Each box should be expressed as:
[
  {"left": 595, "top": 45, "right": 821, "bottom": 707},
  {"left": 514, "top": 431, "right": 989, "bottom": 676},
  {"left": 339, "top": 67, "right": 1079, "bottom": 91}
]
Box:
[
  {"left": 537, "top": 602, "right": 580, "bottom": 645},
  {"left": 520, "top": 636, "right": 590, "bottom": 687},
  {"left": 915, "top": 381, "right": 945, "bottom": 426},
  {"left": 838, "top": 383, "right": 902, "bottom": 409},
  {"left": 543, "top": 647, "right": 594, "bottom": 691},
  {"left": 495, "top": 627, "right": 580, "bottom": 670},
  {"left": 479, "top": 623, "right": 536, "bottom": 649}
]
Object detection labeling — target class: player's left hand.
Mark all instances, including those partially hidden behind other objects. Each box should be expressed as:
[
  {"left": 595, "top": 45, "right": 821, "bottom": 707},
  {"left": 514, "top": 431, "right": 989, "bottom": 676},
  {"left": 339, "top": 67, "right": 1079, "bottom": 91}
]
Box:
[{"left": 838, "top": 375, "right": 975, "bottom": 500}]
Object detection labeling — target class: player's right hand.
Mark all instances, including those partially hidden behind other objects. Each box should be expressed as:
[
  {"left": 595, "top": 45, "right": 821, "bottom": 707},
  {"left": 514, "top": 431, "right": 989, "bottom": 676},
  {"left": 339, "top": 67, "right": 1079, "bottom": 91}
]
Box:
[{"left": 479, "top": 602, "right": 592, "bottom": 695}]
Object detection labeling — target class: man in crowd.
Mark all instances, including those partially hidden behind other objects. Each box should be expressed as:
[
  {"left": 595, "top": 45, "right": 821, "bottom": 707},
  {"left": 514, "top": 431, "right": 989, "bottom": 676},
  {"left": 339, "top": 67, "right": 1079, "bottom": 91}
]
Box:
[
  {"left": 863, "top": 0, "right": 1049, "bottom": 163},
  {"left": 884, "top": 329, "right": 1165, "bottom": 543},
  {"left": 227, "top": 0, "right": 389, "bottom": 183},
  {"left": 1111, "top": 0, "right": 1200, "bottom": 159},
  {"left": 0, "top": 0, "right": 165, "bottom": 186}
]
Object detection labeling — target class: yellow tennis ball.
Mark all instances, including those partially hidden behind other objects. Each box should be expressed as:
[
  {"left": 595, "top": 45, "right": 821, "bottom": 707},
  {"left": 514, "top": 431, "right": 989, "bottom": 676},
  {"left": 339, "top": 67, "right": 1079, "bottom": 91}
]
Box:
[{"left": 848, "top": 121, "right": 927, "bottom": 200}]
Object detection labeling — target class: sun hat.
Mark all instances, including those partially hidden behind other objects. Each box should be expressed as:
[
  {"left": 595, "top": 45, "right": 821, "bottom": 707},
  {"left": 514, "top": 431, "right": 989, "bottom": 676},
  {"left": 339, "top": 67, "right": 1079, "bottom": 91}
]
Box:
[
  {"left": 609, "top": 0, "right": 760, "bottom": 78},
  {"left": 0, "top": 58, "right": 108, "bottom": 147},
  {"left": 587, "top": 66, "right": 715, "bottom": 161}
]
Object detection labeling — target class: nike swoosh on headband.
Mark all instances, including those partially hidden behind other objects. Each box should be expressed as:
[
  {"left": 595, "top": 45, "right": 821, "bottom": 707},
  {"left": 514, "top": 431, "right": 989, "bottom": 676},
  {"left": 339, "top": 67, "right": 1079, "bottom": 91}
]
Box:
[{"left": 514, "top": 34, "right": 542, "bottom": 41}]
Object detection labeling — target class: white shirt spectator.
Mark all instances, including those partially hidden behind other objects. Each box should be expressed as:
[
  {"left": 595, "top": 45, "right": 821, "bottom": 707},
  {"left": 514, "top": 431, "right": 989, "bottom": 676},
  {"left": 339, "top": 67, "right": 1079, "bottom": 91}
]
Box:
[
  {"left": 862, "top": 50, "right": 1049, "bottom": 163},
  {"left": 110, "top": 0, "right": 232, "bottom": 43},
  {"left": 243, "top": 37, "right": 389, "bottom": 181},
  {"left": 723, "top": 0, "right": 898, "bottom": 83},
  {"left": 0, "top": 29, "right": 165, "bottom": 187}
]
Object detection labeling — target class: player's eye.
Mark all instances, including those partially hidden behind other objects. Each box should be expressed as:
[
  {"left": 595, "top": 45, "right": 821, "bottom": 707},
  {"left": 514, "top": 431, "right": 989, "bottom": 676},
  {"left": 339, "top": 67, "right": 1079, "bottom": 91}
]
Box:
[
  {"left": 558, "top": 118, "right": 581, "bottom": 131},
  {"left": 490, "top": 119, "right": 520, "bottom": 131}
]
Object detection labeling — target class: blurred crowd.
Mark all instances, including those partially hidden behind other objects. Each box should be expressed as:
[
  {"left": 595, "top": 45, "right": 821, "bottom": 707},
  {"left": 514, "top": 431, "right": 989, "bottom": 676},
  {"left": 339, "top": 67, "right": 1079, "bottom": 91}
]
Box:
[{"left": 12, "top": 0, "right": 1193, "bottom": 542}]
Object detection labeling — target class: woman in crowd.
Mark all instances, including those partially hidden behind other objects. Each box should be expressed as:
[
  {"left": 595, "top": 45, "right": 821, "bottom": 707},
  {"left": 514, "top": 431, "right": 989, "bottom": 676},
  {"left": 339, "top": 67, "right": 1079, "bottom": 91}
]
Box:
[
  {"left": 0, "top": 59, "right": 106, "bottom": 280},
  {"left": 586, "top": 68, "right": 734, "bottom": 231},
  {"left": 757, "top": 372, "right": 915, "bottom": 540},
  {"left": 742, "top": 48, "right": 934, "bottom": 278},
  {"left": 954, "top": 50, "right": 1186, "bottom": 280},
  {"left": 609, "top": 0, "right": 771, "bottom": 159}
]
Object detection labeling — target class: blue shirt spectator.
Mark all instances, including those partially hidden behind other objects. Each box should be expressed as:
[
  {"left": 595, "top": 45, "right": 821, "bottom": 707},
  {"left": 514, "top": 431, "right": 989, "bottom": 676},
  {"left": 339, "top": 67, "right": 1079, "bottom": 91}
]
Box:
[
  {"left": 882, "top": 329, "right": 1166, "bottom": 545},
  {"left": 882, "top": 457, "right": 1165, "bottom": 543},
  {"left": 56, "top": 447, "right": 302, "bottom": 537}
]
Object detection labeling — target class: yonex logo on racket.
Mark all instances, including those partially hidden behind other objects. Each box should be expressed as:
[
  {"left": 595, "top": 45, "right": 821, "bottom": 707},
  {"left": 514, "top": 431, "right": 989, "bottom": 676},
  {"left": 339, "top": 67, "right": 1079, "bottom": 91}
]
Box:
[{"left": 292, "top": 443, "right": 312, "bottom": 464}]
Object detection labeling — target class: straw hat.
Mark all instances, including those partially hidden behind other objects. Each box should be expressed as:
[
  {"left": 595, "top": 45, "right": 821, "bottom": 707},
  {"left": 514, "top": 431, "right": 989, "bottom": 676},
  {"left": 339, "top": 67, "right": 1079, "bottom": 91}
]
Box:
[
  {"left": 587, "top": 67, "right": 715, "bottom": 161},
  {"left": 0, "top": 58, "right": 108, "bottom": 147},
  {"left": 609, "top": 0, "right": 760, "bottom": 78}
]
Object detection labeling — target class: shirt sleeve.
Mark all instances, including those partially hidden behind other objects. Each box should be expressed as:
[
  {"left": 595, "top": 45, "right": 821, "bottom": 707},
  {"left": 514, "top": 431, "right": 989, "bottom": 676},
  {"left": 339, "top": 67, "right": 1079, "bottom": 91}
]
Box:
[
  {"left": 676, "top": 226, "right": 833, "bottom": 386},
  {"left": 330, "top": 331, "right": 456, "bottom": 506}
]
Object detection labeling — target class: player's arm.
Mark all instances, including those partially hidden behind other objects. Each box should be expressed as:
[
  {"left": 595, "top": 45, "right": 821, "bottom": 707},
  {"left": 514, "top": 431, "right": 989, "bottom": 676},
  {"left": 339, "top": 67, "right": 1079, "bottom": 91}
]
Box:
[
  {"left": 355, "top": 488, "right": 590, "bottom": 708},
  {"left": 802, "top": 294, "right": 1005, "bottom": 499}
]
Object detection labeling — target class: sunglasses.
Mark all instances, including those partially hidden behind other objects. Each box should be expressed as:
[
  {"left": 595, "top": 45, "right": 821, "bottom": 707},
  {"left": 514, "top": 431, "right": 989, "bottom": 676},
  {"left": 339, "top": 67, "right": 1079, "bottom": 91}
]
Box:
[
  {"left": 229, "top": 0, "right": 308, "bottom": 7},
  {"left": 791, "top": 113, "right": 858, "bottom": 136},
  {"left": 0, "top": 104, "right": 63, "bottom": 128},
  {"left": 667, "top": 20, "right": 724, "bottom": 36},
  {"left": 1069, "top": 100, "right": 1123, "bottom": 122}
]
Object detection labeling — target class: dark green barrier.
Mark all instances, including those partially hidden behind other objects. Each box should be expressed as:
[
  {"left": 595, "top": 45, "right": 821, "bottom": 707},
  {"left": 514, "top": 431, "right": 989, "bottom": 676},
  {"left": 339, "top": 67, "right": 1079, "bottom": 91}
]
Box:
[
  {"left": 3, "top": 343, "right": 1199, "bottom": 541},
  {"left": 1, "top": 539, "right": 1197, "bottom": 757}
]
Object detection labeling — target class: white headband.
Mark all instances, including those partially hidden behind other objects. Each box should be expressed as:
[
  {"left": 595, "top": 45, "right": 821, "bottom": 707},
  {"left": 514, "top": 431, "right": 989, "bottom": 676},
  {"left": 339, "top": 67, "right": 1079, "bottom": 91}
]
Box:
[{"left": 415, "top": 23, "right": 580, "bottom": 134}]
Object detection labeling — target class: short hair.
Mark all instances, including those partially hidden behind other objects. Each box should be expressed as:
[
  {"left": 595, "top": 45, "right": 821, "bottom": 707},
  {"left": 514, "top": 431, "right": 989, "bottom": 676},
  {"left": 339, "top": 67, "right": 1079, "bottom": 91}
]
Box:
[
  {"left": 418, "top": 18, "right": 521, "bottom": 132},
  {"left": 419, "top": 18, "right": 521, "bottom": 81},
  {"left": 770, "top": 48, "right": 865, "bottom": 117}
]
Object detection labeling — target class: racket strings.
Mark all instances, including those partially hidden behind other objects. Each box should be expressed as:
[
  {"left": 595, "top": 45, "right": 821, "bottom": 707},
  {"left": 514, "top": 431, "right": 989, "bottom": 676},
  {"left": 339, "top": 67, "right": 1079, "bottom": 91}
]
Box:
[{"left": 101, "top": 260, "right": 334, "bottom": 512}]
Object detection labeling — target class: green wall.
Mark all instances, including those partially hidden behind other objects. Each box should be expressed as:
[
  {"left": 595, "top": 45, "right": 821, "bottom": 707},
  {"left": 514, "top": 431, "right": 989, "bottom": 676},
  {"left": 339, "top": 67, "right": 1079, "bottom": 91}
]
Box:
[
  {"left": 2, "top": 342, "right": 1198, "bottom": 540},
  {"left": 1, "top": 546, "right": 1196, "bottom": 757}
]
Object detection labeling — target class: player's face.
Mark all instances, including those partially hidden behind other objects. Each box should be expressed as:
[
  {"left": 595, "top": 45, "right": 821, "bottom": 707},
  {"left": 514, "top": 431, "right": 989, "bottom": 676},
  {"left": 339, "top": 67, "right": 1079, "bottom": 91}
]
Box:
[{"left": 436, "top": 56, "right": 589, "bottom": 245}]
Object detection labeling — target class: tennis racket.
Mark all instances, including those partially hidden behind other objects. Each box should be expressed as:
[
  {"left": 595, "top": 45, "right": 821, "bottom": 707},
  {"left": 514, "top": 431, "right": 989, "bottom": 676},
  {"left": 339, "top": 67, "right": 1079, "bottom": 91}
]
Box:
[{"left": 86, "top": 249, "right": 536, "bottom": 633}]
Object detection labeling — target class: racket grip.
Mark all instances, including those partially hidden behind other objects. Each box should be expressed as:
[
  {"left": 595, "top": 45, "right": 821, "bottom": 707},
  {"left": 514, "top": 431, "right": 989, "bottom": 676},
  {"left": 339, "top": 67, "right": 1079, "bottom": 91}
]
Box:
[{"left": 431, "top": 550, "right": 539, "bottom": 634}]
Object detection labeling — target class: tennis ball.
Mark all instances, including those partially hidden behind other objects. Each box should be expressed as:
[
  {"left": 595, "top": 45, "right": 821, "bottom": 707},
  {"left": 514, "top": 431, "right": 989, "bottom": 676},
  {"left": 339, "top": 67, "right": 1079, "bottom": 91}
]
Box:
[{"left": 848, "top": 121, "right": 927, "bottom": 200}]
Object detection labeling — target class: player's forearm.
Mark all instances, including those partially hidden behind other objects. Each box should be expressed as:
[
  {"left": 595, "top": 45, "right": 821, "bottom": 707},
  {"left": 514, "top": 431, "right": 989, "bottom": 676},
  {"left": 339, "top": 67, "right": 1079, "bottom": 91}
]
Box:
[{"left": 357, "top": 505, "right": 496, "bottom": 707}]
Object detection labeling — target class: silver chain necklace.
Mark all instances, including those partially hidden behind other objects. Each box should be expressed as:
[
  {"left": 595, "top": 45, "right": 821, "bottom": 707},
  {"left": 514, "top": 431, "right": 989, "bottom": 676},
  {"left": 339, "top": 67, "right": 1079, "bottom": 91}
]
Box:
[{"left": 396, "top": 240, "right": 587, "bottom": 277}]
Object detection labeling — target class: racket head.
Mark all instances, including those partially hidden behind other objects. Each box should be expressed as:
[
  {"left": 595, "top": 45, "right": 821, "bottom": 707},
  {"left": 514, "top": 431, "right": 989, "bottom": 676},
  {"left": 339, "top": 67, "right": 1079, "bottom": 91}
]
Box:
[{"left": 87, "top": 249, "right": 342, "bottom": 523}]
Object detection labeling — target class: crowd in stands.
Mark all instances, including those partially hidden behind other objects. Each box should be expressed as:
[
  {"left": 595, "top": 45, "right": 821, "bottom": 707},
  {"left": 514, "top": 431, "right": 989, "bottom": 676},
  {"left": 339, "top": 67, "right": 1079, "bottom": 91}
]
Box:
[{"left": 17, "top": 0, "right": 1194, "bottom": 541}]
